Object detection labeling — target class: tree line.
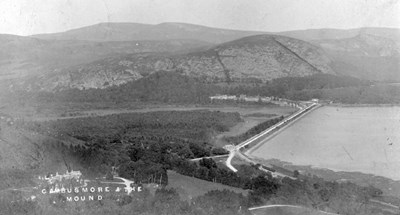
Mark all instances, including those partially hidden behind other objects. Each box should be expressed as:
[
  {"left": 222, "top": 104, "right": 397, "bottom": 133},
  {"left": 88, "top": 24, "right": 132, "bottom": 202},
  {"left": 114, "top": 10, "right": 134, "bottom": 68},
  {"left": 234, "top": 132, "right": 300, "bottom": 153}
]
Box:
[{"left": 27, "top": 72, "right": 373, "bottom": 105}]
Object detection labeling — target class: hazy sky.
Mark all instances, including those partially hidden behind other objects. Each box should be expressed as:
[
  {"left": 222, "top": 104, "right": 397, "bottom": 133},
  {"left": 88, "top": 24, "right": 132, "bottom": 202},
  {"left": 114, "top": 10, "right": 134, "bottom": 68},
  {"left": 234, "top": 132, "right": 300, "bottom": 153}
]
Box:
[{"left": 1, "top": 0, "right": 399, "bottom": 35}]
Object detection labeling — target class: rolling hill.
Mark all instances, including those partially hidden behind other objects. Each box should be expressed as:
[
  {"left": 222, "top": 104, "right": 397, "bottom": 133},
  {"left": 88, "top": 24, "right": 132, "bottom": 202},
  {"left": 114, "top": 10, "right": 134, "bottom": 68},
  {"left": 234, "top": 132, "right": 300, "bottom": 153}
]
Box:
[
  {"left": 32, "top": 34, "right": 336, "bottom": 91},
  {"left": 2, "top": 22, "right": 399, "bottom": 92},
  {"left": 32, "top": 22, "right": 400, "bottom": 44},
  {"left": 280, "top": 27, "right": 400, "bottom": 42},
  {"left": 0, "top": 34, "right": 210, "bottom": 79},
  {"left": 27, "top": 23, "right": 400, "bottom": 83},
  {"left": 313, "top": 33, "right": 400, "bottom": 81},
  {"left": 32, "top": 22, "right": 264, "bottom": 44}
]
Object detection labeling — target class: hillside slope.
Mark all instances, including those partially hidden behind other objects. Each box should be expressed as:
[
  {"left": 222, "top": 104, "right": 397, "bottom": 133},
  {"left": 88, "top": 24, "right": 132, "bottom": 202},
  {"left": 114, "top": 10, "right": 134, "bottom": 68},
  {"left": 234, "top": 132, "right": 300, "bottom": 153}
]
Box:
[
  {"left": 35, "top": 34, "right": 335, "bottom": 91},
  {"left": 314, "top": 33, "right": 400, "bottom": 81},
  {"left": 0, "top": 118, "right": 85, "bottom": 192},
  {"left": 281, "top": 27, "right": 400, "bottom": 42},
  {"left": 8, "top": 23, "right": 399, "bottom": 84},
  {"left": 28, "top": 23, "right": 400, "bottom": 82},
  {"left": 0, "top": 34, "right": 209, "bottom": 79}
]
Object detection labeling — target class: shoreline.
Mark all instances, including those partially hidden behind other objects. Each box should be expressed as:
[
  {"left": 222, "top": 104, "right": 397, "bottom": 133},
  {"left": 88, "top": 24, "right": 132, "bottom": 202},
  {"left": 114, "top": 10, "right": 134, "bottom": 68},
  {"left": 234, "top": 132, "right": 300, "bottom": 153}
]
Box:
[
  {"left": 244, "top": 103, "right": 321, "bottom": 155},
  {"left": 326, "top": 103, "right": 400, "bottom": 107},
  {"left": 243, "top": 105, "right": 400, "bottom": 188},
  {"left": 252, "top": 156, "right": 400, "bottom": 182}
]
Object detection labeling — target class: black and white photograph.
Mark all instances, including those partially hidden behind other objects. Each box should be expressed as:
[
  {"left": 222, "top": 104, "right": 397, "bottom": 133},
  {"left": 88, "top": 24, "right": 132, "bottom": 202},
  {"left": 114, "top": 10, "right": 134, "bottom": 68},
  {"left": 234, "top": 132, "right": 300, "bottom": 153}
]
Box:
[{"left": 0, "top": 0, "right": 399, "bottom": 214}]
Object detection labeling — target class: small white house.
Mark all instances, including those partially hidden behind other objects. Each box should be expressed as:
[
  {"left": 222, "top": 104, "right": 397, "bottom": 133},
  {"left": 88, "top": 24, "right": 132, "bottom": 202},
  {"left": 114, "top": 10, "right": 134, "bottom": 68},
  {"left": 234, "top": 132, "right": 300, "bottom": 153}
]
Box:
[{"left": 311, "top": 98, "right": 319, "bottom": 103}]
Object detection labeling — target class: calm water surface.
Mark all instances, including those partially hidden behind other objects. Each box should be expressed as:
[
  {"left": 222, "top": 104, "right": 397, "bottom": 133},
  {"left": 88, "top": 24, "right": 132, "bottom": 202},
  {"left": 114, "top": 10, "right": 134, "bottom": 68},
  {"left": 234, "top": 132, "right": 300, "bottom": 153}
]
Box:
[{"left": 250, "top": 106, "right": 400, "bottom": 180}]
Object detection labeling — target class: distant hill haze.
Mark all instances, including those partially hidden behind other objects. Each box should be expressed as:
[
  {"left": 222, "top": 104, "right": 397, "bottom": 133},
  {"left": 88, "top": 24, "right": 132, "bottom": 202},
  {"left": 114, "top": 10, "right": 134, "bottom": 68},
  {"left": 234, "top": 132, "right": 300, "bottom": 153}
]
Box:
[
  {"left": 281, "top": 27, "right": 400, "bottom": 42},
  {"left": 31, "top": 22, "right": 265, "bottom": 44},
  {"left": 0, "top": 34, "right": 210, "bottom": 80},
  {"left": 31, "top": 22, "right": 400, "bottom": 44},
  {"left": 312, "top": 33, "right": 400, "bottom": 81},
  {"left": 1, "top": 22, "right": 399, "bottom": 90}
]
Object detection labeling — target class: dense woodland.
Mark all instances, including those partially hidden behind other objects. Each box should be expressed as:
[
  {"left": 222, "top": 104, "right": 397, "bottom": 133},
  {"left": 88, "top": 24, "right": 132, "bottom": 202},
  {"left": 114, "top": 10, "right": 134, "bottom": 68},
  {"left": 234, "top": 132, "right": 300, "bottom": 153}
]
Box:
[
  {"left": 15, "top": 110, "right": 393, "bottom": 215},
  {"left": 27, "top": 71, "right": 382, "bottom": 106},
  {"left": 285, "top": 84, "right": 400, "bottom": 103}
]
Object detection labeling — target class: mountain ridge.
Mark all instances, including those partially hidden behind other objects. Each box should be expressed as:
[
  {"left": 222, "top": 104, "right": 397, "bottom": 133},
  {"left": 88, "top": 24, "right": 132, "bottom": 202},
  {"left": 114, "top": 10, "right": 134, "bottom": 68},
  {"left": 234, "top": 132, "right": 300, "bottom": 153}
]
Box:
[
  {"left": 32, "top": 34, "right": 335, "bottom": 91},
  {"left": 313, "top": 33, "right": 400, "bottom": 81},
  {"left": 2, "top": 22, "right": 399, "bottom": 88},
  {"left": 31, "top": 22, "right": 400, "bottom": 42},
  {"left": 31, "top": 22, "right": 265, "bottom": 44}
]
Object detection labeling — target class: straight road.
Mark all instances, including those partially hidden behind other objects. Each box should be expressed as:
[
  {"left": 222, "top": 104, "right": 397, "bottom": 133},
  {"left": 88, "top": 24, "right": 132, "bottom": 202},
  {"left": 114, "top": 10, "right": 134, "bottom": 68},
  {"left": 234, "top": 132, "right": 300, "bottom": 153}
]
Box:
[
  {"left": 225, "top": 102, "right": 321, "bottom": 173},
  {"left": 248, "top": 204, "right": 338, "bottom": 214}
]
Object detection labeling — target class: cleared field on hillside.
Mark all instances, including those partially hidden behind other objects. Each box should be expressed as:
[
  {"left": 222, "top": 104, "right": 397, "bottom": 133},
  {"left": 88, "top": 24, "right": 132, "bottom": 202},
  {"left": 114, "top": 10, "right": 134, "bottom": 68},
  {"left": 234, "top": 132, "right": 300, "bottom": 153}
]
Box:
[
  {"left": 249, "top": 106, "right": 400, "bottom": 180},
  {"left": 25, "top": 105, "right": 295, "bottom": 122},
  {"left": 166, "top": 170, "right": 248, "bottom": 201}
]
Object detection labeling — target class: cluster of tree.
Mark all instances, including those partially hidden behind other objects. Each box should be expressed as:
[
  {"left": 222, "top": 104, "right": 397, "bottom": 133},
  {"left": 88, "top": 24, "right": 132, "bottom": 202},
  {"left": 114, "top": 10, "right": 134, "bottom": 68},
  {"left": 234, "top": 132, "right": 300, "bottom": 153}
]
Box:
[
  {"left": 34, "top": 71, "right": 218, "bottom": 104},
  {"left": 21, "top": 110, "right": 241, "bottom": 144},
  {"left": 219, "top": 73, "right": 370, "bottom": 98},
  {"left": 18, "top": 110, "right": 392, "bottom": 214},
  {"left": 224, "top": 116, "right": 284, "bottom": 145},
  {"left": 269, "top": 176, "right": 386, "bottom": 214},
  {"left": 18, "top": 110, "right": 238, "bottom": 184},
  {"left": 286, "top": 84, "right": 400, "bottom": 104},
  {"left": 29, "top": 72, "right": 372, "bottom": 106},
  {"left": 126, "top": 188, "right": 249, "bottom": 215},
  {"left": 174, "top": 158, "right": 253, "bottom": 188},
  {"left": 11, "top": 70, "right": 400, "bottom": 107},
  {"left": 169, "top": 157, "right": 386, "bottom": 214}
]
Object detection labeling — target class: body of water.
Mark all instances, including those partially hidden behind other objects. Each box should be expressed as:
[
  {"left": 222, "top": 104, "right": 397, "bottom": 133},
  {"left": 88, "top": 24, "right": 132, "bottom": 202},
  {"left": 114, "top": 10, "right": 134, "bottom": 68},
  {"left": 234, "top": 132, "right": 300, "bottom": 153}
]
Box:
[{"left": 249, "top": 106, "right": 400, "bottom": 180}]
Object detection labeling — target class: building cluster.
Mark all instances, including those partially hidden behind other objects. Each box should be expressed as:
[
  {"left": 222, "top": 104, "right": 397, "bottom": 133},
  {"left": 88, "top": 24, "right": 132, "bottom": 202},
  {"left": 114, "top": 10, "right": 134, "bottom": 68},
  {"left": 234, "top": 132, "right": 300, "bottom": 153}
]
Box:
[{"left": 210, "top": 94, "right": 302, "bottom": 108}]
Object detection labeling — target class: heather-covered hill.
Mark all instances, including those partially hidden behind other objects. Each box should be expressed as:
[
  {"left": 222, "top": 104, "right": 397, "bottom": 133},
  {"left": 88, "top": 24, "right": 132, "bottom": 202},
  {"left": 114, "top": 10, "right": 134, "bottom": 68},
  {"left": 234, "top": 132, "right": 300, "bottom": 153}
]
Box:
[
  {"left": 10, "top": 23, "right": 399, "bottom": 84},
  {"left": 0, "top": 34, "right": 209, "bottom": 79},
  {"left": 34, "top": 34, "right": 335, "bottom": 91}
]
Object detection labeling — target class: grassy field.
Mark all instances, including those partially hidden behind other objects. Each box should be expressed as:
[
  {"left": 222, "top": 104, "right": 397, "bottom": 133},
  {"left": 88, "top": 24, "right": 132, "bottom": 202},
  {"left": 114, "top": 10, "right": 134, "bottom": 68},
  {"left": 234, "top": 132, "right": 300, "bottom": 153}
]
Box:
[
  {"left": 166, "top": 170, "right": 248, "bottom": 202},
  {"left": 19, "top": 104, "right": 295, "bottom": 122}
]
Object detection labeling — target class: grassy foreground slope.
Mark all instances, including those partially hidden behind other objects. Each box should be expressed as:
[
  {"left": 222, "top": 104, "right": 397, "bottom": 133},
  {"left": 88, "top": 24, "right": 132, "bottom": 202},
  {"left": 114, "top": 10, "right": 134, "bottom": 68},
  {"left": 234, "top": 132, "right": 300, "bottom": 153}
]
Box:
[
  {"left": 166, "top": 170, "right": 248, "bottom": 201},
  {"left": 251, "top": 206, "right": 336, "bottom": 215}
]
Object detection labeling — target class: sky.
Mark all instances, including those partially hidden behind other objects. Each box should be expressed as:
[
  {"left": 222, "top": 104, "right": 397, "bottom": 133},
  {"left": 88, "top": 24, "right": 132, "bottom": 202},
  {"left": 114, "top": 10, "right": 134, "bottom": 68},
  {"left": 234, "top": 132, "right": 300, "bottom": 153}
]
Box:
[{"left": 0, "top": 0, "right": 399, "bottom": 36}]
